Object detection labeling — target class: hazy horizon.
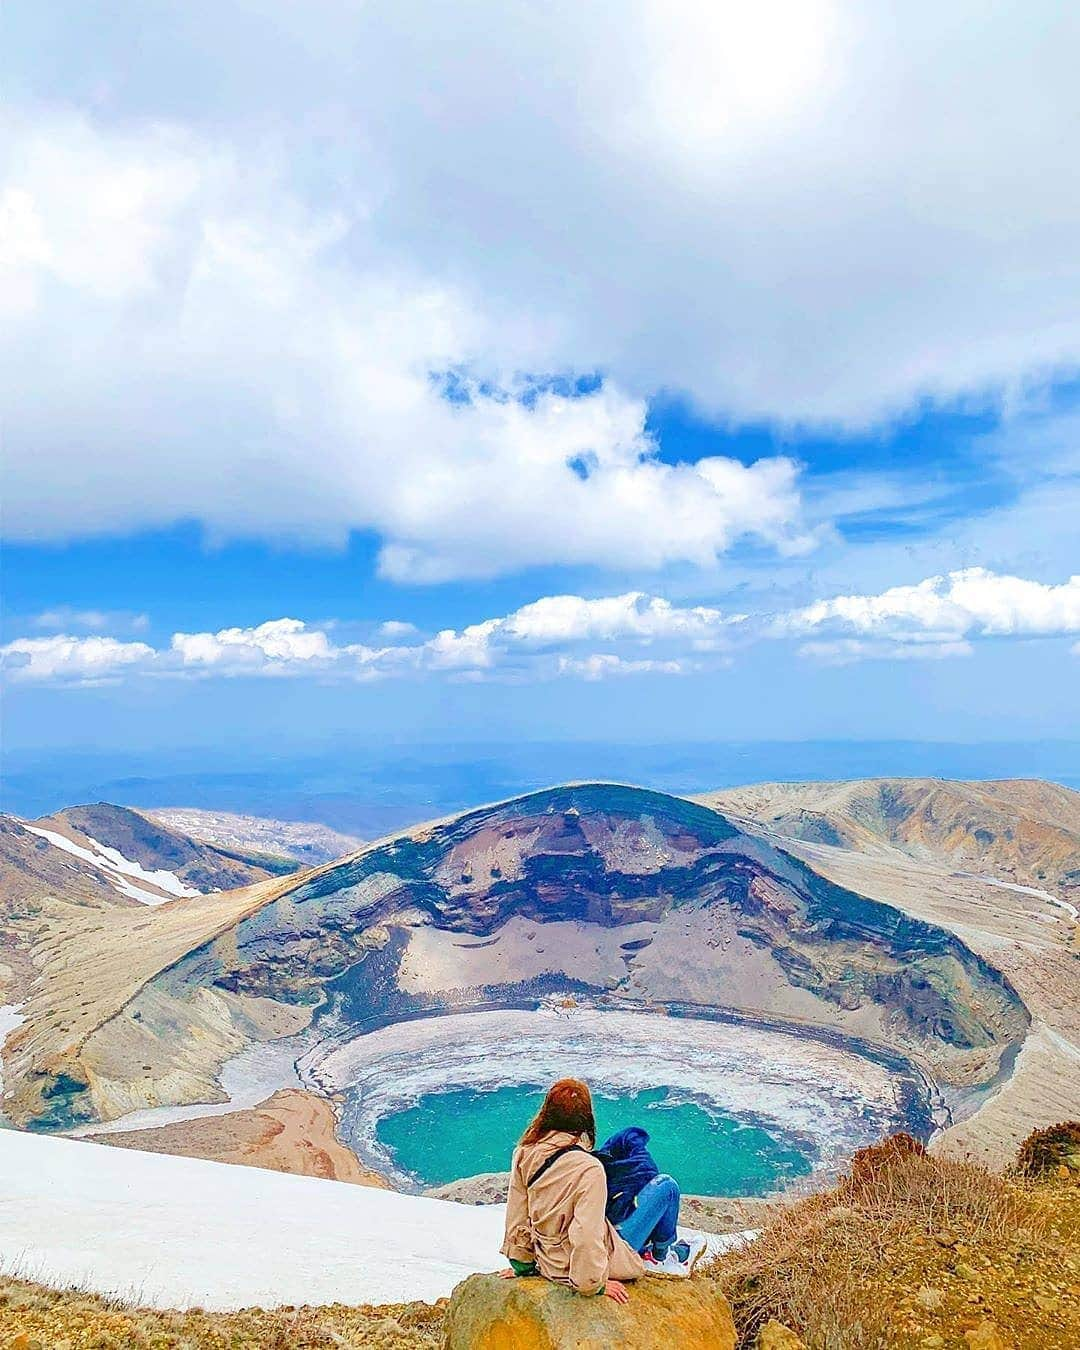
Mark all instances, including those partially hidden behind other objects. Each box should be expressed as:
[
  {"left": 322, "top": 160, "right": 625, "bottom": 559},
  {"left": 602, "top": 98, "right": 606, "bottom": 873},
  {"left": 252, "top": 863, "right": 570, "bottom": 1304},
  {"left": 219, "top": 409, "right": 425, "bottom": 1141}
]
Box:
[{"left": 5, "top": 737, "right": 1077, "bottom": 835}]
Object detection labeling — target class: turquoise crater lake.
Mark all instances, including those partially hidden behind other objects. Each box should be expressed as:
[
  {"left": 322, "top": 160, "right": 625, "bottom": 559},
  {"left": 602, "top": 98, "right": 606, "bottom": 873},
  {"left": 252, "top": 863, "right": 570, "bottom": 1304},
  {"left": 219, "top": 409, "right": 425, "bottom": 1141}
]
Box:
[
  {"left": 373, "top": 1083, "right": 813, "bottom": 1196},
  {"left": 325, "top": 1008, "right": 929, "bottom": 1196}
]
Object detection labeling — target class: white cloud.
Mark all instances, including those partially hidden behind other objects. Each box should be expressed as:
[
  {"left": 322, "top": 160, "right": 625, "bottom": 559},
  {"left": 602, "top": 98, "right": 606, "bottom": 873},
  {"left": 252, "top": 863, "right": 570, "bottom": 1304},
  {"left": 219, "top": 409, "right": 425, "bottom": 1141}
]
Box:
[
  {"left": 196, "top": 0, "right": 1080, "bottom": 426},
  {"left": 556, "top": 653, "right": 690, "bottom": 680},
  {"left": 422, "top": 592, "right": 739, "bottom": 672},
  {"left": 798, "top": 639, "right": 974, "bottom": 666},
  {"left": 0, "top": 635, "right": 156, "bottom": 684},
  {"left": 170, "top": 619, "right": 342, "bottom": 675},
  {"left": 787, "top": 569, "right": 1080, "bottom": 641},
  {"left": 378, "top": 620, "right": 420, "bottom": 640},
  {"left": 4, "top": 571, "right": 1076, "bottom": 685},
  {"left": 423, "top": 621, "right": 502, "bottom": 672},
  {"left": 0, "top": 592, "right": 734, "bottom": 686},
  {"left": 9, "top": 0, "right": 1080, "bottom": 576},
  {"left": 0, "top": 114, "right": 819, "bottom": 580},
  {"left": 498, "top": 592, "right": 732, "bottom": 644}
]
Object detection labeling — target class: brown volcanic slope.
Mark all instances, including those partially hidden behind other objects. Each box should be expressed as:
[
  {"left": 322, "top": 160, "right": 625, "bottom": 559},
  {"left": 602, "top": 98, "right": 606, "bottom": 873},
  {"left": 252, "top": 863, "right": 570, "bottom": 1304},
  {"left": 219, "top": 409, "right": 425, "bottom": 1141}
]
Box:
[
  {"left": 0, "top": 805, "right": 300, "bottom": 1005},
  {"left": 89, "top": 1088, "right": 389, "bottom": 1187},
  {"left": 0, "top": 814, "right": 127, "bottom": 911},
  {"left": 696, "top": 777, "right": 1080, "bottom": 1166},
  {"left": 698, "top": 778, "right": 1080, "bottom": 900},
  {"left": 0, "top": 813, "right": 152, "bottom": 1005}
]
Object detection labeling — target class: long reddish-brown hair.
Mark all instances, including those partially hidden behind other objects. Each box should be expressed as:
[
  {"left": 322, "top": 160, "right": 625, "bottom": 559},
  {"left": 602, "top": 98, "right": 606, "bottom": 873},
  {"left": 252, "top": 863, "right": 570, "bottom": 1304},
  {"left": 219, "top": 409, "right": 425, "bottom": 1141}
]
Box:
[{"left": 520, "top": 1078, "right": 596, "bottom": 1147}]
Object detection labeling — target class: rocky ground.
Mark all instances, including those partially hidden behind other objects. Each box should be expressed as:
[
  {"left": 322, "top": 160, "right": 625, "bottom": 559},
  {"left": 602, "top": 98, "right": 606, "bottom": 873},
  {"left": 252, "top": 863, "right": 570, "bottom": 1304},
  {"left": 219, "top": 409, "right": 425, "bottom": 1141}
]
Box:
[
  {"left": 769, "top": 836, "right": 1080, "bottom": 1168},
  {"left": 3, "top": 782, "right": 1042, "bottom": 1139},
  {"left": 698, "top": 778, "right": 1080, "bottom": 900},
  {"left": 709, "top": 1140, "right": 1080, "bottom": 1349}
]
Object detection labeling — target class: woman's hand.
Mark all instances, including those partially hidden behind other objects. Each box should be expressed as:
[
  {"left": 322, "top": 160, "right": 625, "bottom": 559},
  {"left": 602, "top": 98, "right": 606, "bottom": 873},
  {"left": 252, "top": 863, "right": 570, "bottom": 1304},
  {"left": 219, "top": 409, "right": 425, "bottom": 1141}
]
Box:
[
  {"left": 604, "top": 1278, "right": 629, "bottom": 1304},
  {"left": 498, "top": 1268, "right": 516, "bottom": 1279}
]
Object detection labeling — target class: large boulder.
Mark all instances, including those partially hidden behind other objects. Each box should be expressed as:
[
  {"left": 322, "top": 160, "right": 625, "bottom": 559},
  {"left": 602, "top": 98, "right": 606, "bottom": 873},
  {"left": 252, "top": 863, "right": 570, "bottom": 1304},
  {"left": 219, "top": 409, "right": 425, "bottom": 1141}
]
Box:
[{"left": 443, "top": 1273, "right": 736, "bottom": 1350}]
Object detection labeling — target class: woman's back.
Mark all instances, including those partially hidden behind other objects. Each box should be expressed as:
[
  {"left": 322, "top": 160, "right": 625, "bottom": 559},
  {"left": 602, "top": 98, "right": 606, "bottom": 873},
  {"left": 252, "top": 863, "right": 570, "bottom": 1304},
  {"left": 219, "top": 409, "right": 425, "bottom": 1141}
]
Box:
[{"left": 504, "top": 1129, "right": 644, "bottom": 1294}]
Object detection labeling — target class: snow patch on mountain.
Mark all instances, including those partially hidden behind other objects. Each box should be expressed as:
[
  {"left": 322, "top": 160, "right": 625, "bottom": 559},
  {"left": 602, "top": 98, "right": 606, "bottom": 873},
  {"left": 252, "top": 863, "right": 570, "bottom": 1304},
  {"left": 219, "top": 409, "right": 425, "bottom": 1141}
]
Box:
[
  {"left": 964, "top": 874, "right": 1080, "bottom": 923},
  {"left": 23, "top": 825, "right": 199, "bottom": 905}
]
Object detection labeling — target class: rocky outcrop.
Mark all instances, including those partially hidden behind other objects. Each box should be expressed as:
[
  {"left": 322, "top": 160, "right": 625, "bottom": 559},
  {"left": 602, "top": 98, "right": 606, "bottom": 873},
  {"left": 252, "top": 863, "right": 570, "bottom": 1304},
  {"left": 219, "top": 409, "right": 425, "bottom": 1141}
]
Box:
[
  {"left": 757, "top": 1322, "right": 806, "bottom": 1349},
  {"left": 425, "top": 1171, "right": 511, "bottom": 1204},
  {"left": 426, "top": 1173, "right": 777, "bottom": 1233},
  {"left": 443, "top": 1272, "right": 736, "bottom": 1350}
]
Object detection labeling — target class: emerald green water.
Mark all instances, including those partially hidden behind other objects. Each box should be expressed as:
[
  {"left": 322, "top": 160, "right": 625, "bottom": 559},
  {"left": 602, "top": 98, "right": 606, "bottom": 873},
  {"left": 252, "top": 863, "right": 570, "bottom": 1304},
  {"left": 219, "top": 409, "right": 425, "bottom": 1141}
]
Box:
[{"left": 374, "top": 1084, "right": 814, "bottom": 1196}]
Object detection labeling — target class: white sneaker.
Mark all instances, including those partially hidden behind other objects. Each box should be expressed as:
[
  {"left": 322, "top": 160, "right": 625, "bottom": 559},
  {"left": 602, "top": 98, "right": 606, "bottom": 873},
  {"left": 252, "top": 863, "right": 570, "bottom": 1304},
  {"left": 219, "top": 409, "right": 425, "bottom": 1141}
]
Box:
[
  {"left": 644, "top": 1247, "right": 691, "bottom": 1277},
  {"left": 643, "top": 1233, "right": 709, "bottom": 1277}
]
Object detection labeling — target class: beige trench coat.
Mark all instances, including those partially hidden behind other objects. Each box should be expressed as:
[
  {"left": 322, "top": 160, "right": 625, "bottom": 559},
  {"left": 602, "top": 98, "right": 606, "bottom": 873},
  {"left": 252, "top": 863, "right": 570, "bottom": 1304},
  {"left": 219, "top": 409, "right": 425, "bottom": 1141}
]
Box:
[{"left": 500, "top": 1130, "right": 646, "bottom": 1294}]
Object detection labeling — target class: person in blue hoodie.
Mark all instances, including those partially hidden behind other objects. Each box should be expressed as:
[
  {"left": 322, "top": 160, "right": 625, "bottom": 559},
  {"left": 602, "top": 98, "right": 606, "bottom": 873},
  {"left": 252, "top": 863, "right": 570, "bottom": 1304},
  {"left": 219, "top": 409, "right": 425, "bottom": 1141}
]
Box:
[{"left": 595, "top": 1125, "right": 706, "bottom": 1275}]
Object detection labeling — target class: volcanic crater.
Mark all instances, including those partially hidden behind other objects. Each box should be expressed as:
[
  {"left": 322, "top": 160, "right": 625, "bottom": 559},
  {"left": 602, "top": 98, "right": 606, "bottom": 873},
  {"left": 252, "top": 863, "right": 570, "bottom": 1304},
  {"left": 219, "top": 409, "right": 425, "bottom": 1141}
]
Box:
[{"left": 6, "top": 784, "right": 1032, "bottom": 1193}]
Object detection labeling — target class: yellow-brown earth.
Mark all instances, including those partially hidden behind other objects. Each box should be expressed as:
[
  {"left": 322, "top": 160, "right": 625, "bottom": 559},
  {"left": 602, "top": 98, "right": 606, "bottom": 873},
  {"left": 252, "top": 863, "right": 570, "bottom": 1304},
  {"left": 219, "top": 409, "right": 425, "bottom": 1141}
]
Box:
[
  {"left": 0, "top": 1285, "right": 444, "bottom": 1348},
  {"left": 88, "top": 1089, "right": 389, "bottom": 1187}
]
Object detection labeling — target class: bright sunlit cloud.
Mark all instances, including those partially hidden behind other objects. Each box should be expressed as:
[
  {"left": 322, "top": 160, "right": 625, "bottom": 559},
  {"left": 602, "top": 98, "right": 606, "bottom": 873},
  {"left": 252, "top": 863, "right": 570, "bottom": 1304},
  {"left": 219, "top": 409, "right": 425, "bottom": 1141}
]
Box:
[
  {"left": 4, "top": 571, "right": 1076, "bottom": 687},
  {"left": 633, "top": 0, "right": 838, "bottom": 156}
]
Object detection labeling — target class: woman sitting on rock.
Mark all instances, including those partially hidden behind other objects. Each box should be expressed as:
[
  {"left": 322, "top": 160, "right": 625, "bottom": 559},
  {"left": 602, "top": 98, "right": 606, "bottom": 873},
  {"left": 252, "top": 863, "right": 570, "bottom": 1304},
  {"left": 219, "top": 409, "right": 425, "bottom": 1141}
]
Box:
[{"left": 499, "top": 1078, "right": 703, "bottom": 1301}]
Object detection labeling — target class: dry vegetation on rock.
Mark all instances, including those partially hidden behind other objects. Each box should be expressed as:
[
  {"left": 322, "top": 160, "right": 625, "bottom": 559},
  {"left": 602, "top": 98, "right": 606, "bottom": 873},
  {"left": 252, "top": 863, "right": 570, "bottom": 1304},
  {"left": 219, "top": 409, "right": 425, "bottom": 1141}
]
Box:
[{"left": 710, "top": 1139, "right": 1080, "bottom": 1348}]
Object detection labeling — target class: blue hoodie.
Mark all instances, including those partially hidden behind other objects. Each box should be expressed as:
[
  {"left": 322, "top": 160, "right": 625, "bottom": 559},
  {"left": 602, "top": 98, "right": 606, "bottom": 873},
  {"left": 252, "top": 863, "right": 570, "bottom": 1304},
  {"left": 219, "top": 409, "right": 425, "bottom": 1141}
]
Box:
[{"left": 595, "top": 1126, "right": 660, "bottom": 1225}]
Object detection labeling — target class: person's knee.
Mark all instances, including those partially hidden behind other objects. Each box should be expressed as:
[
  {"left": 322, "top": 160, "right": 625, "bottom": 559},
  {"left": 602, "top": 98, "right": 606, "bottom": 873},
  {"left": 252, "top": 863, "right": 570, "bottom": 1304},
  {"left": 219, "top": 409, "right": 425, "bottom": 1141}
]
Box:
[{"left": 654, "top": 1173, "right": 679, "bottom": 1197}]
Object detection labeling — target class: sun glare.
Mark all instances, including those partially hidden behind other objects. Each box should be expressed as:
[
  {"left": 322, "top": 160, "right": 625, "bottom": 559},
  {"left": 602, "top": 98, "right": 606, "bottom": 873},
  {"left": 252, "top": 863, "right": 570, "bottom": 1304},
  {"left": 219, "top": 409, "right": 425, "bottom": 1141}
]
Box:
[{"left": 640, "top": 0, "right": 838, "bottom": 152}]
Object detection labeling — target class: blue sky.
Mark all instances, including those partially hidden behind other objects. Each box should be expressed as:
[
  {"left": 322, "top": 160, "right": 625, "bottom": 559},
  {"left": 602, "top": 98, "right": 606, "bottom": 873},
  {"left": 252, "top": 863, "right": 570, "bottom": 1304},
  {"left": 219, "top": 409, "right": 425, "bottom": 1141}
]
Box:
[{"left": 2, "top": 1, "right": 1079, "bottom": 791}]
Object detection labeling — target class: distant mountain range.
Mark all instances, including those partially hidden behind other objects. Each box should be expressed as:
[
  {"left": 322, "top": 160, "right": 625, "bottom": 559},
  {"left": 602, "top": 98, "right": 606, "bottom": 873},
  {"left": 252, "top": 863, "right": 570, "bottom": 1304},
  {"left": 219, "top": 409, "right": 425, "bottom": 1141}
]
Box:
[
  {"left": 149, "top": 807, "right": 362, "bottom": 867},
  {"left": 699, "top": 777, "right": 1080, "bottom": 900},
  {"left": 2, "top": 802, "right": 299, "bottom": 908},
  {"left": 5, "top": 739, "right": 1077, "bottom": 831}
]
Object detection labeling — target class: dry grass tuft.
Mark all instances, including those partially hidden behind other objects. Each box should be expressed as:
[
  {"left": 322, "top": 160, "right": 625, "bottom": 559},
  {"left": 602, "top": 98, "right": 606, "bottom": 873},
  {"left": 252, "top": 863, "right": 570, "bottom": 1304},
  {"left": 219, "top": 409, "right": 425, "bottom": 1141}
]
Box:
[
  {"left": 1016, "top": 1120, "right": 1080, "bottom": 1178},
  {"left": 709, "top": 1142, "right": 1079, "bottom": 1349}
]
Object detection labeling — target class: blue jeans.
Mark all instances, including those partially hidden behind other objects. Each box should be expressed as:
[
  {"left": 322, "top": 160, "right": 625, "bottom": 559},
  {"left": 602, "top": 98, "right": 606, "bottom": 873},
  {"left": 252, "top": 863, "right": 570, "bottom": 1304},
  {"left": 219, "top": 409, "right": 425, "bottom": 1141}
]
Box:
[{"left": 615, "top": 1173, "right": 680, "bottom": 1259}]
